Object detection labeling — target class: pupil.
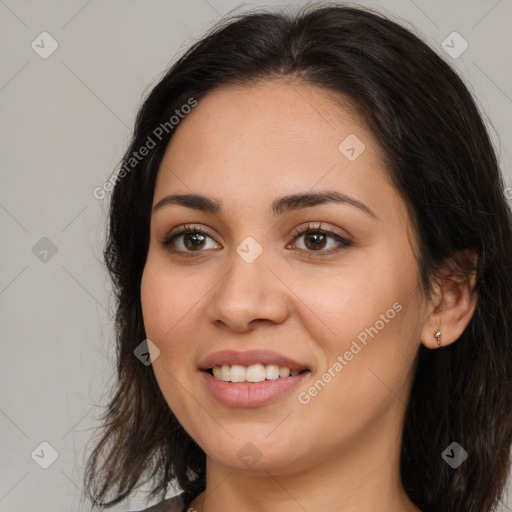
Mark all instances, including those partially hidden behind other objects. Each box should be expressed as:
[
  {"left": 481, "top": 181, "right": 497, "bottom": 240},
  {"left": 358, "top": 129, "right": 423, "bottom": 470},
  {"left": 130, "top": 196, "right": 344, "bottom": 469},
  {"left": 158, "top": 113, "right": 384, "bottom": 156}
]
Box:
[
  {"left": 306, "top": 233, "right": 325, "bottom": 250},
  {"left": 185, "top": 233, "right": 205, "bottom": 250}
]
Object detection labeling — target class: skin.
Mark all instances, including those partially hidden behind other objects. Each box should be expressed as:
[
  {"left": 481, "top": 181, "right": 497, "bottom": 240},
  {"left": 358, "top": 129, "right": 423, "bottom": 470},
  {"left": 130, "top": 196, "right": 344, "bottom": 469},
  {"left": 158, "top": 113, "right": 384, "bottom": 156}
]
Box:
[{"left": 140, "top": 78, "right": 476, "bottom": 512}]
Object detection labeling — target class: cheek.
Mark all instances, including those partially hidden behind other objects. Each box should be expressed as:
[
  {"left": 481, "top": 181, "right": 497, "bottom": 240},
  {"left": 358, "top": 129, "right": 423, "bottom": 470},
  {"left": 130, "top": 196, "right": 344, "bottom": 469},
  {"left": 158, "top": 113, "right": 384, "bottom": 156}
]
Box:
[
  {"left": 299, "top": 244, "right": 421, "bottom": 390},
  {"left": 140, "top": 258, "right": 191, "bottom": 378},
  {"left": 140, "top": 259, "right": 196, "bottom": 413},
  {"left": 140, "top": 261, "right": 168, "bottom": 339},
  {"left": 140, "top": 254, "right": 217, "bottom": 392},
  {"left": 141, "top": 254, "right": 200, "bottom": 340},
  {"left": 295, "top": 261, "right": 409, "bottom": 352}
]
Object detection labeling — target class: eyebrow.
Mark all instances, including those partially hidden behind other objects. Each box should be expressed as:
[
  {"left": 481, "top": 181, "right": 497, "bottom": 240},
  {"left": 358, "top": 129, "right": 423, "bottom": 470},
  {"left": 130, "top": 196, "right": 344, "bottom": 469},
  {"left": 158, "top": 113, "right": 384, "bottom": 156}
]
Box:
[{"left": 152, "top": 190, "right": 377, "bottom": 218}]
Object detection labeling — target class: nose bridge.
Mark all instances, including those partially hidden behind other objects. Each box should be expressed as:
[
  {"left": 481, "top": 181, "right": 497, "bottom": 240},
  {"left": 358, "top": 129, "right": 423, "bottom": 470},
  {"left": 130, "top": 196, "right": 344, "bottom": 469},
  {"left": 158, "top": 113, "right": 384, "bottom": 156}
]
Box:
[{"left": 206, "top": 235, "right": 289, "bottom": 329}]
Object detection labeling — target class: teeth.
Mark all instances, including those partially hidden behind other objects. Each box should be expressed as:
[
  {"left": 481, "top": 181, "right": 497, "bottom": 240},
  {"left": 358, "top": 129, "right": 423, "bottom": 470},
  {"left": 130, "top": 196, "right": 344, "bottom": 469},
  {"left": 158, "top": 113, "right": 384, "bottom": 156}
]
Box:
[
  {"left": 279, "top": 367, "right": 290, "bottom": 378},
  {"left": 210, "top": 363, "right": 304, "bottom": 382},
  {"left": 246, "top": 363, "right": 266, "bottom": 382},
  {"left": 265, "top": 364, "right": 280, "bottom": 380},
  {"left": 221, "top": 364, "right": 230, "bottom": 381},
  {"left": 229, "top": 364, "right": 246, "bottom": 383}
]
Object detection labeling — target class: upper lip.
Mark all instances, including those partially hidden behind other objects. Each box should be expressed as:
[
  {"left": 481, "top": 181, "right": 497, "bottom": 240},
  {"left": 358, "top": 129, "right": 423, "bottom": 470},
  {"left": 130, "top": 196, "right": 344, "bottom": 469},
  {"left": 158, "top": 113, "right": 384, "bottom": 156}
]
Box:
[{"left": 199, "top": 349, "right": 311, "bottom": 373}]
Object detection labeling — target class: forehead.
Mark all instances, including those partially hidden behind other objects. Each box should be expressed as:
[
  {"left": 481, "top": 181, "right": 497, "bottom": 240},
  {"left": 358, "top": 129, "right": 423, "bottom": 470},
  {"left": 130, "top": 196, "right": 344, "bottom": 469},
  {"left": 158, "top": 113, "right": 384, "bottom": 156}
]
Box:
[
  {"left": 163, "top": 78, "right": 373, "bottom": 158},
  {"left": 154, "top": 79, "right": 396, "bottom": 220}
]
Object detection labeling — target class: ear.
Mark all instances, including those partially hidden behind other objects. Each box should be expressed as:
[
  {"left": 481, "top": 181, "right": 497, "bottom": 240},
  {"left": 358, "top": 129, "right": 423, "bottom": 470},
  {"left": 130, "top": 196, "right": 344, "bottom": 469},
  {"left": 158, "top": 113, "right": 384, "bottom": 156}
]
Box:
[{"left": 420, "top": 250, "right": 478, "bottom": 349}]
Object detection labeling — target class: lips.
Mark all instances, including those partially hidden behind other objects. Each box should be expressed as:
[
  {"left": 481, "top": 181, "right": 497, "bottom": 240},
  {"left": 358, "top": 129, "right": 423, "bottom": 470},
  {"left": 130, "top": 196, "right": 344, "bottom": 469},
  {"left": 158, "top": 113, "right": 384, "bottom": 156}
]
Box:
[
  {"left": 198, "top": 349, "right": 311, "bottom": 373},
  {"left": 201, "top": 369, "right": 310, "bottom": 407},
  {"left": 198, "top": 349, "right": 312, "bottom": 407}
]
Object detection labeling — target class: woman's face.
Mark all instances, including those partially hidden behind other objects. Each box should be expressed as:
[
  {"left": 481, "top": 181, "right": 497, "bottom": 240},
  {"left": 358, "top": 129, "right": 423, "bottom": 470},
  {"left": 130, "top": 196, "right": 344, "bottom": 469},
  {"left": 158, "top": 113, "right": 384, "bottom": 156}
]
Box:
[{"left": 141, "top": 79, "right": 428, "bottom": 476}]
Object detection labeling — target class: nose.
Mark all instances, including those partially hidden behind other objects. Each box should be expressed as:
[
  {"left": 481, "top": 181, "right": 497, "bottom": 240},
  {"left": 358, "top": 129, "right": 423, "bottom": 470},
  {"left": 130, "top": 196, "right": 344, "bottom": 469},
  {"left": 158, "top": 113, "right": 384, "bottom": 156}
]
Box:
[{"left": 205, "top": 244, "right": 290, "bottom": 332}]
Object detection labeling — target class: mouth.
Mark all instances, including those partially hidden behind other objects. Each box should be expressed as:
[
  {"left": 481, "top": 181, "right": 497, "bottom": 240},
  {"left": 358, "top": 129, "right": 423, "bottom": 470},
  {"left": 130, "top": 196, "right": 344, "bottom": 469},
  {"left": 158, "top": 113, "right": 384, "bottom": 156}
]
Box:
[
  {"left": 203, "top": 364, "right": 311, "bottom": 383},
  {"left": 198, "top": 349, "right": 312, "bottom": 406},
  {"left": 200, "top": 364, "right": 311, "bottom": 408},
  {"left": 198, "top": 349, "right": 312, "bottom": 383}
]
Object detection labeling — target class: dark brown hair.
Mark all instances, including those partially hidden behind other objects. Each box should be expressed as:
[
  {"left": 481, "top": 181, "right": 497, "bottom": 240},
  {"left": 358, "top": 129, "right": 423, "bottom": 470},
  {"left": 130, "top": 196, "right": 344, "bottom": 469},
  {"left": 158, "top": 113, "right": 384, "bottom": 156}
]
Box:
[{"left": 83, "top": 3, "right": 512, "bottom": 511}]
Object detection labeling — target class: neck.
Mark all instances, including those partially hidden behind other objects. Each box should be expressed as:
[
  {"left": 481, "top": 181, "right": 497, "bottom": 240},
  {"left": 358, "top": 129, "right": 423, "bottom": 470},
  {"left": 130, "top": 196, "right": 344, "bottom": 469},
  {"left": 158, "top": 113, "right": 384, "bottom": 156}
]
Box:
[{"left": 185, "top": 406, "right": 421, "bottom": 512}]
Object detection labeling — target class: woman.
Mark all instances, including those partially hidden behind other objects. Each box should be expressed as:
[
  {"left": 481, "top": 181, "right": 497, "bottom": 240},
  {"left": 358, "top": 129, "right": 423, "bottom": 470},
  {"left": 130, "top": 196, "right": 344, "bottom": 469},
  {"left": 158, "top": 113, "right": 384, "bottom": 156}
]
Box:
[{"left": 83, "top": 4, "right": 512, "bottom": 512}]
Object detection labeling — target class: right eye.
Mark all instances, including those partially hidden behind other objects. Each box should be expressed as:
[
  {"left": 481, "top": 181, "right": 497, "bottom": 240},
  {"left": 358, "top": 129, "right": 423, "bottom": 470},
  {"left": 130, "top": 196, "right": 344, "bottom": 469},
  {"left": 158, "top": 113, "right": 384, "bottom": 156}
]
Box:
[{"left": 160, "top": 224, "right": 221, "bottom": 256}]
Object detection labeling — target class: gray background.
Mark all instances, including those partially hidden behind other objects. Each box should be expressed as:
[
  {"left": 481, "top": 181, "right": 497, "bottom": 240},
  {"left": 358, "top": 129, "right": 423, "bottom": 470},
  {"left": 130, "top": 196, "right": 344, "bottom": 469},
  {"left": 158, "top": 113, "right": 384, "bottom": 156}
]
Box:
[{"left": 0, "top": 0, "right": 510, "bottom": 510}]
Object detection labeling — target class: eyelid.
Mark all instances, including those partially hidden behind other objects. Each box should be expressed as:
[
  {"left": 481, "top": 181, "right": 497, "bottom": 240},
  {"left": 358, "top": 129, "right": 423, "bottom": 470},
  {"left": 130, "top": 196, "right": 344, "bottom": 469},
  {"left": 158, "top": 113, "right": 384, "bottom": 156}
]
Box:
[
  {"left": 289, "top": 221, "right": 348, "bottom": 242},
  {"left": 287, "top": 222, "right": 351, "bottom": 256},
  {"left": 159, "top": 223, "right": 220, "bottom": 250}
]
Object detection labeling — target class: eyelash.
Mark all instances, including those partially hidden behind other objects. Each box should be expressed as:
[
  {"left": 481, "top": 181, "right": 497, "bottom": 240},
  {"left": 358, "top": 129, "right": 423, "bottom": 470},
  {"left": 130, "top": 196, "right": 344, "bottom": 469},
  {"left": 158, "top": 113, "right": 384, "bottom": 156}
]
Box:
[
  {"left": 290, "top": 223, "right": 351, "bottom": 257},
  {"left": 160, "top": 222, "right": 351, "bottom": 258}
]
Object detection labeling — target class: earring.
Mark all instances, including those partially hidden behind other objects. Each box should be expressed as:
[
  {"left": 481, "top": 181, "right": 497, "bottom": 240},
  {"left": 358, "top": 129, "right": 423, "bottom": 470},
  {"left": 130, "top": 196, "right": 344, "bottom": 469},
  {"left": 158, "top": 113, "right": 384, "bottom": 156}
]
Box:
[{"left": 433, "top": 330, "right": 441, "bottom": 346}]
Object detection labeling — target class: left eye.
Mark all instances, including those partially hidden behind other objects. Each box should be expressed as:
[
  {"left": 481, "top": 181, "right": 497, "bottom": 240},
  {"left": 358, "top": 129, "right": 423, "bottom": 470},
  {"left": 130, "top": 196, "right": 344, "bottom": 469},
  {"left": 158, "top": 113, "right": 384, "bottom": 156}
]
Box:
[
  {"left": 290, "top": 229, "right": 348, "bottom": 253},
  {"left": 288, "top": 223, "right": 351, "bottom": 256}
]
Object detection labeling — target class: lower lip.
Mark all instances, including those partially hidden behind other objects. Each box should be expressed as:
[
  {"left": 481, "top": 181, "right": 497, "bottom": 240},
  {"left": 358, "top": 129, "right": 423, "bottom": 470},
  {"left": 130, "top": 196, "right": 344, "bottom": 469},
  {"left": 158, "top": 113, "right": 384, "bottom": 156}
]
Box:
[{"left": 200, "top": 370, "right": 311, "bottom": 407}]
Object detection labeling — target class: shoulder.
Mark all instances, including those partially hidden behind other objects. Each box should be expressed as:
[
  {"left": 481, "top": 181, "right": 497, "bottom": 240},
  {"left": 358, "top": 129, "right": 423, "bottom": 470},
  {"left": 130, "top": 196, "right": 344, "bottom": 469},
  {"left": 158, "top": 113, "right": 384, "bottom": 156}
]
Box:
[{"left": 128, "top": 492, "right": 186, "bottom": 512}]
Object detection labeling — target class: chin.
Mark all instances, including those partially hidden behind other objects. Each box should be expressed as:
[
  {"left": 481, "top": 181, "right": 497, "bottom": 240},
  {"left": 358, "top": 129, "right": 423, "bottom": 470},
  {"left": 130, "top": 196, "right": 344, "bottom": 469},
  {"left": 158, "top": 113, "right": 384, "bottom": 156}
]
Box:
[{"left": 200, "top": 433, "right": 307, "bottom": 473}]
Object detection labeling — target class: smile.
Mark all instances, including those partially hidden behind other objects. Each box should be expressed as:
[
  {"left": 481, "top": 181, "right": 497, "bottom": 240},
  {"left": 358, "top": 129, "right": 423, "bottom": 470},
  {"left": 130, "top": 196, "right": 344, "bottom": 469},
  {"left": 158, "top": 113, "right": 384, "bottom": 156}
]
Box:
[{"left": 208, "top": 363, "right": 308, "bottom": 382}]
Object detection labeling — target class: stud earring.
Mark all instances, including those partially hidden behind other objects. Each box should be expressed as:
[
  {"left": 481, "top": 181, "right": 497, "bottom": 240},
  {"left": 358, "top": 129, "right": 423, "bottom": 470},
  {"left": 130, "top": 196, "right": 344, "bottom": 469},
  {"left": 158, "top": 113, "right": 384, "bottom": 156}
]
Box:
[{"left": 433, "top": 330, "right": 441, "bottom": 346}]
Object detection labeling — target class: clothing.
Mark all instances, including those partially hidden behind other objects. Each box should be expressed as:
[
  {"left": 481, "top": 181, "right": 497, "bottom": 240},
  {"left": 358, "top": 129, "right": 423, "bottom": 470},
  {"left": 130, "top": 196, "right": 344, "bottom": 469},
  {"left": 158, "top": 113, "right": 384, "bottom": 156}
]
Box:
[{"left": 129, "top": 492, "right": 186, "bottom": 512}]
